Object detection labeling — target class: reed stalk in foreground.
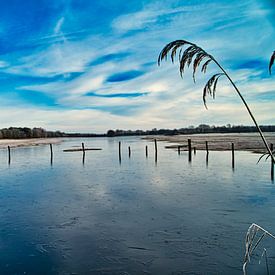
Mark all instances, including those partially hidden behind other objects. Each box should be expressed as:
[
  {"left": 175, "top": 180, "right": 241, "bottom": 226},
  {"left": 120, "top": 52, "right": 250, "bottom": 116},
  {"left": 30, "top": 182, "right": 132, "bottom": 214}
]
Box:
[
  {"left": 269, "top": 51, "right": 275, "bottom": 75},
  {"left": 243, "top": 223, "right": 275, "bottom": 275},
  {"left": 158, "top": 40, "right": 274, "bottom": 163}
]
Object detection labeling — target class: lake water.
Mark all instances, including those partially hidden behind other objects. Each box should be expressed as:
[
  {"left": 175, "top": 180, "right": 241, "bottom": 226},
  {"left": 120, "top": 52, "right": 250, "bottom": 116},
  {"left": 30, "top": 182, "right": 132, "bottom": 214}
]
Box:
[{"left": 0, "top": 136, "right": 274, "bottom": 275}]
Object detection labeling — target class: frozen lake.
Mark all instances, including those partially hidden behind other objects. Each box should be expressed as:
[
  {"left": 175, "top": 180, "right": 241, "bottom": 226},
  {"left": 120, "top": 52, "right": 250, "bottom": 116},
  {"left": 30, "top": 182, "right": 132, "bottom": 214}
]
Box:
[{"left": 0, "top": 136, "right": 274, "bottom": 274}]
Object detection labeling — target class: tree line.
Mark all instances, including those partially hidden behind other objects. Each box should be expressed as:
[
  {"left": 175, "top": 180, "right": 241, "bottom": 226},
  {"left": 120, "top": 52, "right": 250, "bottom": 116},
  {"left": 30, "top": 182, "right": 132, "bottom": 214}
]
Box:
[
  {"left": 0, "top": 125, "right": 274, "bottom": 139},
  {"left": 106, "top": 124, "right": 275, "bottom": 137}
]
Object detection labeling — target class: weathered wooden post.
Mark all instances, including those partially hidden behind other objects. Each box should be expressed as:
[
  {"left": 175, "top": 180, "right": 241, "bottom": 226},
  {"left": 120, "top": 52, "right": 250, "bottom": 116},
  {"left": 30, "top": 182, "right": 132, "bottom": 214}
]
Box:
[
  {"left": 154, "top": 139, "right": 157, "bottom": 163},
  {"left": 50, "top": 144, "right": 53, "bottom": 165},
  {"left": 205, "top": 141, "right": 209, "bottom": 154},
  {"left": 128, "top": 146, "right": 131, "bottom": 158},
  {"left": 82, "top": 142, "right": 85, "bottom": 165},
  {"left": 231, "top": 143, "right": 235, "bottom": 170},
  {"left": 188, "top": 139, "right": 192, "bottom": 162},
  {"left": 271, "top": 143, "right": 274, "bottom": 181},
  {"left": 145, "top": 145, "right": 148, "bottom": 158},
  {"left": 119, "top": 141, "right": 121, "bottom": 163},
  {"left": 8, "top": 146, "right": 11, "bottom": 164},
  {"left": 178, "top": 146, "right": 180, "bottom": 155}
]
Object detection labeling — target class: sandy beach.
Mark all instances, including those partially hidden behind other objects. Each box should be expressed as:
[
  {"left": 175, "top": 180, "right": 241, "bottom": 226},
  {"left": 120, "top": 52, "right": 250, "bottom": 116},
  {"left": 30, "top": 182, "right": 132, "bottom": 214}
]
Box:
[
  {"left": 0, "top": 138, "right": 63, "bottom": 149},
  {"left": 144, "top": 133, "right": 275, "bottom": 153}
]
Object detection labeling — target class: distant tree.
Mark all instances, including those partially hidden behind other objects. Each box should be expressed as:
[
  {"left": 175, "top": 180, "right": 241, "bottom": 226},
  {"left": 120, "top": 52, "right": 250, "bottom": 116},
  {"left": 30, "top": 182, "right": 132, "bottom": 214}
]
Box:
[{"left": 107, "top": 130, "right": 115, "bottom": 137}]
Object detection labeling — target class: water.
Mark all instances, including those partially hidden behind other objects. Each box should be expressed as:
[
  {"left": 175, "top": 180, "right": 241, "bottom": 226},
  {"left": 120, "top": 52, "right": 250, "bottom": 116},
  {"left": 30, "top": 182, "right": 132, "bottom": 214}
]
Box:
[{"left": 0, "top": 136, "right": 274, "bottom": 274}]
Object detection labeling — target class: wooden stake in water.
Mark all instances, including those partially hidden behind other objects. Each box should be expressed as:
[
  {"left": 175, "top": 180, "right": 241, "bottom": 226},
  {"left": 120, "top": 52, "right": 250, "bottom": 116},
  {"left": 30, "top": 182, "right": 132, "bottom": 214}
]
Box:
[
  {"left": 50, "top": 144, "right": 53, "bottom": 165},
  {"left": 205, "top": 141, "right": 209, "bottom": 154},
  {"left": 271, "top": 143, "right": 274, "bottom": 181},
  {"left": 178, "top": 146, "right": 180, "bottom": 155},
  {"left": 231, "top": 143, "right": 235, "bottom": 170},
  {"left": 188, "top": 139, "right": 192, "bottom": 162},
  {"left": 119, "top": 141, "right": 121, "bottom": 163},
  {"left": 82, "top": 142, "right": 85, "bottom": 165},
  {"left": 145, "top": 145, "right": 148, "bottom": 158},
  {"left": 128, "top": 146, "right": 131, "bottom": 158},
  {"left": 154, "top": 139, "right": 158, "bottom": 163},
  {"left": 8, "top": 146, "right": 11, "bottom": 165},
  {"left": 193, "top": 147, "right": 196, "bottom": 155}
]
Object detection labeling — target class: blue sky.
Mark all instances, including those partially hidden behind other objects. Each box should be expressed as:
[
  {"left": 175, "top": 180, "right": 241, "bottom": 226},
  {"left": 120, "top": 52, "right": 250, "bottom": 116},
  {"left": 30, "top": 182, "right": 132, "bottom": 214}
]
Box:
[{"left": 0, "top": 0, "right": 274, "bottom": 132}]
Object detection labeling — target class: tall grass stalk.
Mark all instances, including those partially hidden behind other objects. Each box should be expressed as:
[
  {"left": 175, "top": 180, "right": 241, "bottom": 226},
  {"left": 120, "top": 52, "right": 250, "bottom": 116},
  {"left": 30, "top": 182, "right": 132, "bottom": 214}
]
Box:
[{"left": 158, "top": 40, "right": 274, "bottom": 163}]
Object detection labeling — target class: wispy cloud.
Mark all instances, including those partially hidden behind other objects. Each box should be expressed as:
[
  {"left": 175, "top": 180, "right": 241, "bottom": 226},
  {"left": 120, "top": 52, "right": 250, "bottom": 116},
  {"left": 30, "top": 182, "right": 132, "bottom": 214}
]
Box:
[{"left": 0, "top": 0, "right": 274, "bottom": 131}]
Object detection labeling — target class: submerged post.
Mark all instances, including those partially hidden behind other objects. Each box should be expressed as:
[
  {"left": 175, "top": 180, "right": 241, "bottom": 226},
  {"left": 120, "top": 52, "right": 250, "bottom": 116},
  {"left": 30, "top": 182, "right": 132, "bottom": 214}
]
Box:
[
  {"left": 178, "top": 146, "right": 180, "bottom": 155},
  {"left": 231, "top": 143, "right": 235, "bottom": 170},
  {"left": 50, "top": 144, "right": 53, "bottom": 165},
  {"left": 193, "top": 147, "right": 196, "bottom": 155},
  {"left": 271, "top": 143, "right": 274, "bottom": 181},
  {"left": 145, "top": 145, "right": 148, "bottom": 158},
  {"left": 188, "top": 139, "right": 192, "bottom": 162},
  {"left": 8, "top": 146, "right": 11, "bottom": 164},
  {"left": 119, "top": 141, "right": 121, "bottom": 163},
  {"left": 128, "top": 146, "right": 131, "bottom": 158}
]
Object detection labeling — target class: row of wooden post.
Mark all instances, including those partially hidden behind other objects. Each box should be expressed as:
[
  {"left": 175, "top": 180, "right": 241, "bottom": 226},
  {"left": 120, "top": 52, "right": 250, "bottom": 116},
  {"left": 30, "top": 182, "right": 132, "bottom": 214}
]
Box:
[
  {"left": 4, "top": 140, "right": 274, "bottom": 181},
  {"left": 118, "top": 140, "right": 156, "bottom": 163}
]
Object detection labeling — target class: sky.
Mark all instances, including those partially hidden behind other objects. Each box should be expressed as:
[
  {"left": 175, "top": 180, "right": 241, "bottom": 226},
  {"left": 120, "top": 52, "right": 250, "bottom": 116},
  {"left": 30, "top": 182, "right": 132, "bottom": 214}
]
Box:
[{"left": 0, "top": 0, "right": 274, "bottom": 133}]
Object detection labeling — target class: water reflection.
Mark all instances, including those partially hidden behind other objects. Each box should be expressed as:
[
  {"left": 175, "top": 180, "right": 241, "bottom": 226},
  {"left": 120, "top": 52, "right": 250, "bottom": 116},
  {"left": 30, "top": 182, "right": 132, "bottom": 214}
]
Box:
[{"left": 0, "top": 137, "right": 274, "bottom": 274}]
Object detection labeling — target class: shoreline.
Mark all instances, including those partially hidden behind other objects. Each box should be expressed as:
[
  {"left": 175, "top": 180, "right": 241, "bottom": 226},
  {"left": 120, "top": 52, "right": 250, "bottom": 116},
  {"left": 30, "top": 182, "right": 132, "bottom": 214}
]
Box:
[
  {"left": 144, "top": 133, "right": 275, "bottom": 154},
  {"left": 0, "top": 138, "right": 63, "bottom": 149}
]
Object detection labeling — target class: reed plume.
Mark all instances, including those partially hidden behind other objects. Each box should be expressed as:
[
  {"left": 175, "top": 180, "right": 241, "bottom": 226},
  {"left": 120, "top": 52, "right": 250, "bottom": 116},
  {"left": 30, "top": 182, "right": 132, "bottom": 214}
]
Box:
[
  {"left": 158, "top": 40, "right": 274, "bottom": 163},
  {"left": 243, "top": 223, "right": 275, "bottom": 275}
]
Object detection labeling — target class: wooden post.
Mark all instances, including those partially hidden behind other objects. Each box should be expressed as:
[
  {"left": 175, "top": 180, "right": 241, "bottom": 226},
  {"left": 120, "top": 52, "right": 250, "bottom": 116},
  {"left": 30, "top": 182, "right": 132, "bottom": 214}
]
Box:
[
  {"left": 205, "top": 141, "right": 209, "bottom": 154},
  {"left": 145, "top": 145, "right": 148, "bottom": 158},
  {"left": 8, "top": 146, "right": 11, "bottom": 164},
  {"left": 154, "top": 139, "right": 157, "bottom": 163},
  {"left": 193, "top": 147, "right": 196, "bottom": 155},
  {"left": 119, "top": 141, "right": 121, "bottom": 163},
  {"left": 271, "top": 143, "right": 274, "bottom": 181},
  {"left": 178, "top": 146, "right": 180, "bottom": 155},
  {"left": 188, "top": 139, "right": 192, "bottom": 162},
  {"left": 128, "top": 146, "right": 131, "bottom": 158},
  {"left": 50, "top": 144, "right": 53, "bottom": 165},
  {"left": 231, "top": 143, "right": 235, "bottom": 170},
  {"left": 82, "top": 142, "right": 85, "bottom": 165}
]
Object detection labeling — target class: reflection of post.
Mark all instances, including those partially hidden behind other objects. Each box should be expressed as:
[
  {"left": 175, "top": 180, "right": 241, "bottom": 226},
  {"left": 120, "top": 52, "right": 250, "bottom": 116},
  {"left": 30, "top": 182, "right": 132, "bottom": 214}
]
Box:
[
  {"left": 188, "top": 139, "right": 192, "bottom": 162},
  {"left": 119, "top": 141, "right": 121, "bottom": 163},
  {"left": 206, "top": 152, "right": 209, "bottom": 167},
  {"left": 154, "top": 139, "right": 157, "bottom": 163},
  {"left": 8, "top": 146, "right": 11, "bottom": 165},
  {"left": 231, "top": 143, "right": 235, "bottom": 170},
  {"left": 50, "top": 144, "right": 53, "bottom": 165},
  {"left": 271, "top": 143, "right": 274, "bottom": 181},
  {"left": 128, "top": 146, "right": 131, "bottom": 158},
  {"left": 145, "top": 145, "right": 148, "bottom": 158}
]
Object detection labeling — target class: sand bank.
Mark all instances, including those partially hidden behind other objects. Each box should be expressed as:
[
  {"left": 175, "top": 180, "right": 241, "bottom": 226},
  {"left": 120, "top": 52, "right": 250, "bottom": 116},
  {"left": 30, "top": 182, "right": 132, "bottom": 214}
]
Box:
[
  {"left": 0, "top": 138, "right": 63, "bottom": 149},
  {"left": 144, "top": 133, "right": 275, "bottom": 153}
]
